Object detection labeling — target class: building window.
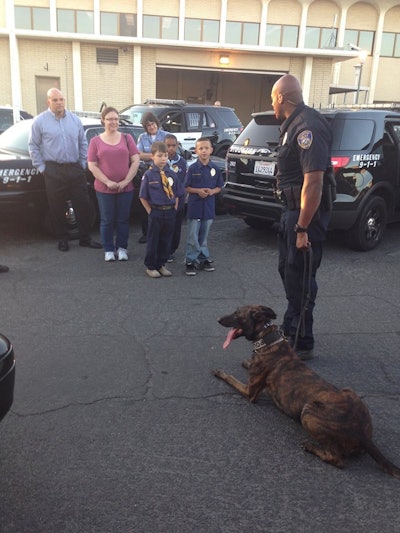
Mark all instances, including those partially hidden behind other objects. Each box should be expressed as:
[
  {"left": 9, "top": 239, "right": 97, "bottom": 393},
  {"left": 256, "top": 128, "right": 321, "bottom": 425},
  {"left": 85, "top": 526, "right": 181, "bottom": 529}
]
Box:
[
  {"left": 380, "top": 32, "right": 400, "bottom": 57},
  {"left": 57, "top": 9, "right": 94, "bottom": 34},
  {"left": 185, "top": 18, "right": 219, "bottom": 42},
  {"left": 304, "top": 27, "right": 338, "bottom": 49},
  {"left": 100, "top": 12, "right": 137, "bottom": 37},
  {"left": 143, "top": 15, "right": 178, "bottom": 39},
  {"left": 226, "top": 21, "right": 259, "bottom": 45},
  {"left": 344, "top": 29, "right": 374, "bottom": 54},
  {"left": 265, "top": 24, "right": 298, "bottom": 48},
  {"left": 14, "top": 6, "right": 50, "bottom": 31}
]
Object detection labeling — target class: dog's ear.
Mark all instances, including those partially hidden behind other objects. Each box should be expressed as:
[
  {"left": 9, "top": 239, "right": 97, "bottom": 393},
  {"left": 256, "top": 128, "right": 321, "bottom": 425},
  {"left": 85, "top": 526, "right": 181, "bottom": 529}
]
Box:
[{"left": 257, "top": 306, "right": 277, "bottom": 321}]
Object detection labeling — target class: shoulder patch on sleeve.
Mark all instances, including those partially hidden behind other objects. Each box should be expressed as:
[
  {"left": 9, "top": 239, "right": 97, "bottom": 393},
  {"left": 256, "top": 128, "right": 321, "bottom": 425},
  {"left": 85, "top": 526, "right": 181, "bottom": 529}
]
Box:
[{"left": 297, "top": 130, "right": 313, "bottom": 150}]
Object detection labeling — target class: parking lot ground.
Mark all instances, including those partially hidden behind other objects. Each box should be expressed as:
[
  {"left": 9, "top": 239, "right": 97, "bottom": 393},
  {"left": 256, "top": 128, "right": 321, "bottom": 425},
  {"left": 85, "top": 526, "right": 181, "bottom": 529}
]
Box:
[{"left": 1, "top": 214, "right": 400, "bottom": 533}]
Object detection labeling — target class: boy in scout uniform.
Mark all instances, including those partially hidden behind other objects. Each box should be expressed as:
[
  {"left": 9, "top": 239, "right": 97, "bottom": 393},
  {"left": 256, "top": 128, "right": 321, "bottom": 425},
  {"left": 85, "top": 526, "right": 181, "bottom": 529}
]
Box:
[{"left": 139, "top": 141, "right": 183, "bottom": 278}]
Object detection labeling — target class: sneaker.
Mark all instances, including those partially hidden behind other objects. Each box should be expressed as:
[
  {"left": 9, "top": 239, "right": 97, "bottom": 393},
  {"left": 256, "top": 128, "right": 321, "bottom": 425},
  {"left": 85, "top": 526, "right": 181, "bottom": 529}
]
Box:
[
  {"left": 167, "top": 255, "right": 174, "bottom": 263},
  {"left": 117, "top": 248, "right": 128, "bottom": 261},
  {"left": 146, "top": 268, "right": 161, "bottom": 278},
  {"left": 295, "top": 349, "right": 314, "bottom": 361},
  {"left": 200, "top": 259, "right": 215, "bottom": 272},
  {"left": 105, "top": 251, "right": 116, "bottom": 262},
  {"left": 158, "top": 266, "right": 172, "bottom": 277},
  {"left": 185, "top": 262, "right": 197, "bottom": 276}
]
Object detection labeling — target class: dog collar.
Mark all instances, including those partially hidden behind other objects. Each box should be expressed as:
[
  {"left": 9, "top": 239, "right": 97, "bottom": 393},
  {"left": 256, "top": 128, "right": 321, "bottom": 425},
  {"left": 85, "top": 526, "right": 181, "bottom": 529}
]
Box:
[{"left": 253, "top": 329, "right": 284, "bottom": 353}]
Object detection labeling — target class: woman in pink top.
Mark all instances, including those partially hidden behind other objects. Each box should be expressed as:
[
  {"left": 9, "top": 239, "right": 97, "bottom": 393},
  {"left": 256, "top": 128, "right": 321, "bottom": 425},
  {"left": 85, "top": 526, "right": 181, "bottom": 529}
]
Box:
[{"left": 88, "top": 107, "right": 140, "bottom": 261}]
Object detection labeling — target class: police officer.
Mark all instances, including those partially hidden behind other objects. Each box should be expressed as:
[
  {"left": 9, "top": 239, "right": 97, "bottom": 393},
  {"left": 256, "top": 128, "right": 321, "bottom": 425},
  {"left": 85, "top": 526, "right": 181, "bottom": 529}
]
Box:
[{"left": 271, "top": 74, "right": 332, "bottom": 360}]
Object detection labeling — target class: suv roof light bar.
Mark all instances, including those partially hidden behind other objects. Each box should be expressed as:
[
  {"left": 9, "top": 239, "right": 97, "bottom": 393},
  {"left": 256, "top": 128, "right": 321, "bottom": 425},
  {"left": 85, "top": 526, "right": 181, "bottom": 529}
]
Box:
[
  {"left": 73, "top": 111, "right": 131, "bottom": 120},
  {"left": 144, "top": 99, "right": 186, "bottom": 106},
  {"left": 327, "top": 103, "right": 400, "bottom": 110},
  {"left": 74, "top": 111, "right": 102, "bottom": 118}
]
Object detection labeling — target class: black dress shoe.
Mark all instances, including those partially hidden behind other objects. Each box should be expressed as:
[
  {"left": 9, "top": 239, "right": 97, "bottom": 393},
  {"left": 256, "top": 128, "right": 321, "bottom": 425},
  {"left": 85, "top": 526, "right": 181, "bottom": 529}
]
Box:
[
  {"left": 58, "top": 240, "right": 69, "bottom": 252},
  {"left": 0, "top": 264, "right": 9, "bottom": 273},
  {"left": 79, "top": 239, "right": 102, "bottom": 249},
  {"left": 138, "top": 235, "right": 147, "bottom": 244}
]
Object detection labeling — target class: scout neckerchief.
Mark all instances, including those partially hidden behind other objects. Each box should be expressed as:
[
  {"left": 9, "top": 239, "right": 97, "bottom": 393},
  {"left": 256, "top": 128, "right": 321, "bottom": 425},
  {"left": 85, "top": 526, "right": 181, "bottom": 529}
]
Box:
[{"left": 160, "top": 169, "right": 174, "bottom": 200}]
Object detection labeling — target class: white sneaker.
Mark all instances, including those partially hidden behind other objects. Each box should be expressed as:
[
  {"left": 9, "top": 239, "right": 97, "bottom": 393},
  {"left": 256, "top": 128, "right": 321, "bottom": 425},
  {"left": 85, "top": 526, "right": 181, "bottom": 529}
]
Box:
[
  {"left": 105, "top": 251, "right": 115, "bottom": 262},
  {"left": 158, "top": 265, "right": 172, "bottom": 277},
  {"left": 117, "top": 248, "right": 128, "bottom": 261},
  {"left": 146, "top": 268, "right": 161, "bottom": 278}
]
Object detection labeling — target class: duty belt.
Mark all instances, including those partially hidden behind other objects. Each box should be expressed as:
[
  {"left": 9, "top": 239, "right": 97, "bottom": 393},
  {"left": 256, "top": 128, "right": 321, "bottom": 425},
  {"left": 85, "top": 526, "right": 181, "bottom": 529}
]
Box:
[{"left": 274, "top": 185, "right": 302, "bottom": 210}]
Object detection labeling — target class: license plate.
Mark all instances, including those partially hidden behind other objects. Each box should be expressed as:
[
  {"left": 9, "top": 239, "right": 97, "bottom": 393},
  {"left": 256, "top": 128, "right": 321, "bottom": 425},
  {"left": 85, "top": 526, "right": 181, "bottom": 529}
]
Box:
[{"left": 254, "top": 160, "right": 275, "bottom": 176}]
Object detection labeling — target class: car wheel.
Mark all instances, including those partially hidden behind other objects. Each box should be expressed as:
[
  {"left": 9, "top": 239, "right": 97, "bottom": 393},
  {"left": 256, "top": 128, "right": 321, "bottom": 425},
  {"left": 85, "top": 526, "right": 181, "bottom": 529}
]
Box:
[
  {"left": 213, "top": 144, "right": 231, "bottom": 159},
  {"left": 42, "top": 197, "right": 97, "bottom": 240},
  {"left": 347, "top": 196, "right": 387, "bottom": 251},
  {"left": 0, "top": 334, "right": 15, "bottom": 422}
]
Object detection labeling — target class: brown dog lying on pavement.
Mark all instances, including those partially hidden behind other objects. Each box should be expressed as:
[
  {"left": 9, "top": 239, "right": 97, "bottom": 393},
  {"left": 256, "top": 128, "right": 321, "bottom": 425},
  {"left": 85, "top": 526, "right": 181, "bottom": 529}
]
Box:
[{"left": 213, "top": 304, "right": 400, "bottom": 478}]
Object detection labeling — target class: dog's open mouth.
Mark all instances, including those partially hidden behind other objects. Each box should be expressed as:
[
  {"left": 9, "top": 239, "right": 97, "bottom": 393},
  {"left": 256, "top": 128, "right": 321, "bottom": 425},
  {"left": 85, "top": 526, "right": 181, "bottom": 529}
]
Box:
[{"left": 223, "top": 328, "right": 243, "bottom": 349}]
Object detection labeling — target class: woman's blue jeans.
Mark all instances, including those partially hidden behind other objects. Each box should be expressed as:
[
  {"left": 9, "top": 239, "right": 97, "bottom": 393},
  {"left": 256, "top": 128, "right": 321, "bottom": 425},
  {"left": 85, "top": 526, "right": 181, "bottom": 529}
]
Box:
[{"left": 96, "top": 190, "right": 134, "bottom": 252}]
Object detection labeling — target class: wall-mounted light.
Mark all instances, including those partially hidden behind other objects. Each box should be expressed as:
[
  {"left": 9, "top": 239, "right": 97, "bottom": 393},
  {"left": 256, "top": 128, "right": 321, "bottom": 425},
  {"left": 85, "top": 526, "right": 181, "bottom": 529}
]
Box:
[{"left": 219, "top": 55, "right": 230, "bottom": 65}]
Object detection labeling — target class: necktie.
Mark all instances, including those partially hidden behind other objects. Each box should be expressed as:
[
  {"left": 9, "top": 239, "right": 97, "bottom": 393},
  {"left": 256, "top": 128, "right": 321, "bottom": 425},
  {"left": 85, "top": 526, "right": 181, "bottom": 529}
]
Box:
[{"left": 160, "top": 170, "right": 174, "bottom": 200}]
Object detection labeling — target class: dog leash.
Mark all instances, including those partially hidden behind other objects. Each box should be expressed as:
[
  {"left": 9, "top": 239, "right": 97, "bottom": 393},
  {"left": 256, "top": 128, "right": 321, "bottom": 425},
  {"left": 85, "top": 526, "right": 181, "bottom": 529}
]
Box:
[{"left": 293, "top": 246, "right": 313, "bottom": 351}]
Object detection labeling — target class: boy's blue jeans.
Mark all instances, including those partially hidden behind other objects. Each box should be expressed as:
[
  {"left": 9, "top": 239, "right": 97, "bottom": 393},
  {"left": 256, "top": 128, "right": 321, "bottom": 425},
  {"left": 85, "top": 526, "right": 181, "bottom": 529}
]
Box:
[
  {"left": 96, "top": 191, "right": 134, "bottom": 252},
  {"left": 185, "top": 218, "right": 213, "bottom": 264}
]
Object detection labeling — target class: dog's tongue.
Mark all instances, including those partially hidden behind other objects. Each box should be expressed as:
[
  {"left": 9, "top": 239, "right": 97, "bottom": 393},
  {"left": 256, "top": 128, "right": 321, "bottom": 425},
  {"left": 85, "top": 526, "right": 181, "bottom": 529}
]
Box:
[{"left": 223, "top": 328, "right": 239, "bottom": 349}]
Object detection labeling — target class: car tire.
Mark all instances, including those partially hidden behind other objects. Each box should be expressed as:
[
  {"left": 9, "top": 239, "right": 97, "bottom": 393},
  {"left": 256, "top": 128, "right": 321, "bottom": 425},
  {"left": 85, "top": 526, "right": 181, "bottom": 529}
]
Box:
[
  {"left": 347, "top": 196, "right": 387, "bottom": 251},
  {"left": 42, "top": 197, "right": 97, "bottom": 240},
  {"left": 213, "top": 144, "right": 231, "bottom": 159}
]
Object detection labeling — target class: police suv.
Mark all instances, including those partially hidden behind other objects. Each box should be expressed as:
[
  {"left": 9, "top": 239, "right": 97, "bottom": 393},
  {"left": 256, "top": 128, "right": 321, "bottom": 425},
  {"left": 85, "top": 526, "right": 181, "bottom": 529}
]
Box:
[
  {"left": 120, "top": 99, "right": 243, "bottom": 158},
  {"left": 222, "top": 106, "right": 400, "bottom": 250}
]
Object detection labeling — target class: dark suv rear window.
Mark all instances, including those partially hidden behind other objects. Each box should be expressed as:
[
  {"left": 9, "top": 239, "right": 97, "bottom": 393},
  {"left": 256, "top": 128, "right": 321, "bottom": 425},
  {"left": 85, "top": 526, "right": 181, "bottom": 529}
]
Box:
[
  {"left": 330, "top": 118, "right": 375, "bottom": 151},
  {"left": 235, "top": 114, "right": 280, "bottom": 147}
]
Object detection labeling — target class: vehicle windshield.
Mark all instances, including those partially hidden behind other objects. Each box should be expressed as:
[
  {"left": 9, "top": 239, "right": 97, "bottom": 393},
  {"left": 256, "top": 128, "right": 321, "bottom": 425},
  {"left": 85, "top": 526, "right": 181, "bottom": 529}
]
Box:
[
  {"left": 120, "top": 105, "right": 158, "bottom": 125},
  {"left": 0, "top": 119, "right": 32, "bottom": 154}
]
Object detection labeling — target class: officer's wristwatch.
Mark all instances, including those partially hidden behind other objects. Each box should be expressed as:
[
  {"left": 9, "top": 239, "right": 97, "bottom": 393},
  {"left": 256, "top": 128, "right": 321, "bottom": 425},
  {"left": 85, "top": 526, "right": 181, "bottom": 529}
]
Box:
[{"left": 294, "top": 223, "right": 308, "bottom": 233}]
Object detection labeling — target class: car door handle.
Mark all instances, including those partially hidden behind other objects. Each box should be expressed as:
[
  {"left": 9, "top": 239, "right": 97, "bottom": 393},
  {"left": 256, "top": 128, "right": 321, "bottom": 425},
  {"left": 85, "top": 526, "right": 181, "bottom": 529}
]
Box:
[{"left": 183, "top": 136, "right": 197, "bottom": 141}]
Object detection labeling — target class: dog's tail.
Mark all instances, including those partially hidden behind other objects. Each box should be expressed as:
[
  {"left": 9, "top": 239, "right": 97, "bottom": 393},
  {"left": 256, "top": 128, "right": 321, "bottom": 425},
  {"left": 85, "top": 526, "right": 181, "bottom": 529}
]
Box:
[{"left": 363, "top": 438, "right": 400, "bottom": 479}]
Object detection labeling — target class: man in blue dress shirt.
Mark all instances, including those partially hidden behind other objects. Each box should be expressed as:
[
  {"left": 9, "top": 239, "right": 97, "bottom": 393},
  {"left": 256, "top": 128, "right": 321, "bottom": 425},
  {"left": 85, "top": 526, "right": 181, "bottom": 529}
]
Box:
[{"left": 29, "top": 88, "right": 101, "bottom": 252}]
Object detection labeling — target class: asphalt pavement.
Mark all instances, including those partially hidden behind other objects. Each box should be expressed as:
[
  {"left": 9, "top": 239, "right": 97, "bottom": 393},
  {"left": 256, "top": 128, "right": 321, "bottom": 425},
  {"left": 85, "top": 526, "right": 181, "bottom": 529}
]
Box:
[{"left": 1, "top": 213, "right": 400, "bottom": 533}]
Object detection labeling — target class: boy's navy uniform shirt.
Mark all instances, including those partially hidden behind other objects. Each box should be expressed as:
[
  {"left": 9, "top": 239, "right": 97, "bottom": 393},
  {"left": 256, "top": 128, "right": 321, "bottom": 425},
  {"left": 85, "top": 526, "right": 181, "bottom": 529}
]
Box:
[
  {"left": 139, "top": 165, "right": 183, "bottom": 206},
  {"left": 184, "top": 159, "right": 223, "bottom": 219},
  {"left": 168, "top": 154, "right": 187, "bottom": 210}
]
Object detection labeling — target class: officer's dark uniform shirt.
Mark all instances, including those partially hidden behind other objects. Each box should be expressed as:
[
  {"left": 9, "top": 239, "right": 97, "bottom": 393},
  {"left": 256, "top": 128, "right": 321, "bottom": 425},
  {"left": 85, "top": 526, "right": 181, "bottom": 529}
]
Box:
[
  {"left": 184, "top": 159, "right": 224, "bottom": 220},
  {"left": 139, "top": 165, "right": 183, "bottom": 206},
  {"left": 276, "top": 103, "right": 332, "bottom": 190},
  {"left": 276, "top": 102, "right": 332, "bottom": 241}
]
